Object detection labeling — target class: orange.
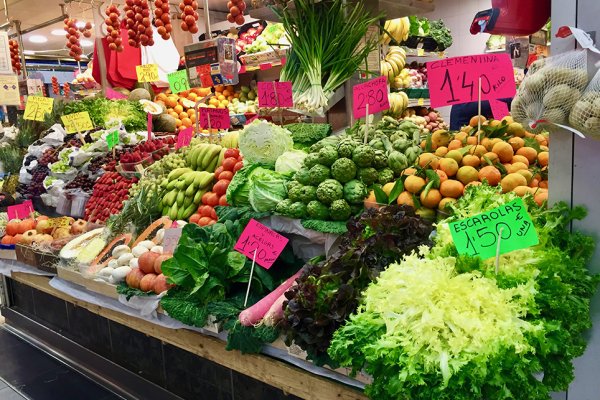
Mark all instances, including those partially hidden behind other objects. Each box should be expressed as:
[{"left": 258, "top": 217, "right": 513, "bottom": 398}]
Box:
[
  {"left": 481, "top": 152, "right": 499, "bottom": 166},
  {"left": 217, "top": 94, "right": 226, "bottom": 101},
  {"left": 418, "top": 153, "right": 439, "bottom": 169},
  {"left": 501, "top": 173, "right": 528, "bottom": 193},
  {"left": 187, "top": 92, "right": 198, "bottom": 101},
  {"left": 466, "top": 136, "right": 478, "bottom": 145},
  {"left": 537, "top": 151, "right": 549, "bottom": 167},
  {"left": 439, "top": 158, "right": 459, "bottom": 177},
  {"left": 516, "top": 169, "right": 533, "bottom": 184},
  {"left": 535, "top": 134, "right": 548, "bottom": 146},
  {"left": 175, "top": 118, "right": 182, "bottom": 127},
  {"left": 214, "top": 85, "right": 224, "bottom": 93},
  {"left": 492, "top": 141, "right": 514, "bottom": 163},
  {"left": 508, "top": 162, "right": 528, "bottom": 173},
  {"left": 168, "top": 111, "right": 179, "bottom": 119},
  {"left": 402, "top": 168, "right": 417, "bottom": 176},
  {"left": 516, "top": 147, "right": 538, "bottom": 164},
  {"left": 481, "top": 137, "right": 493, "bottom": 151},
  {"left": 382, "top": 182, "right": 396, "bottom": 196},
  {"left": 438, "top": 197, "right": 457, "bottom": 211},
  {"left": 165, "top": 96, "right": 178, "bottom": 108},
  {"left": 462, "top": 154, "right": 481, "bottom": 168},
  {"left": 488, "top": 119, "right": 501, "bottom": 128},
  {"left": 439, "top": 179, "right": 464, "bottom": 198},
  {"left": 179, "top": 112, "right": 189, "bottom": 120},
  {"left": 181, "top": 118, "right": 193, "bottom": 128},
  {"left": 465, "top": 181, "right": 482, "bottom": 189},
  {"left": 209, "top": 98, "right": 219, "bottom": 106},
  {"left": 529, "top": 178, "right": 540, "bottom": 188},
  {"left": 455, "top": 131, "right": 468, "bottom": 142},
  {"left": 534, "top": 190, "right": 548, "bottom": 206},
  {"left": 187, "top": 108, "right": 195, "bottom": 117},
  {"left": 364, "top": 191, "right": 378, "bottom": 209},
  {"left": 420, "top": 189, "right": 442, "bottom": 209},
  {"left": 508, "top": 137, "right": 525, "bottom": 151},
  {"left": 174, "top": 104, "right": 184, "bottom": 115},
  {"left": 445, "top": 150, "right": 463, "bottom": 164},
  {"left": 447, "top": 139, "right": 463, "bottom": 151},
  {"left": 396, "top": 191, "right": 415, "bottom": 207},
  {"left": 469, "top": 115, "right": 486, "bottom": 127},
  {"left": 434, "top": 146, "right": 448, "bottom": 157},
  {"left": 478, "top": 166, "right": 501, "bottom": 186},
  {"left": 511, "top": 155, "right": 530, "bottom": 166},
  {"left": 539, "top": 180, "right": 548, "bottom": 189},
  {"left": 456, "top": 166, "right": 479, "bottom": 185},
  {"left": 470, "top": 145, "right": 487, "bottom": 157},
  {"left": 435, "top": 170, "right": 448, "bottom": 183},
  {"left": 405, "top": 175, "right": 426, "bottom": 194},
  {"left": 513, "top": 186, "right": 534, "bottom": 197}
]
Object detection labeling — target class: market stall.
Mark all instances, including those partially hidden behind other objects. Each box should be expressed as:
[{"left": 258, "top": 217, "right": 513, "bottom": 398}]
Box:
[{"left": 1, "top": 0, "right": 599, "bottom": 399}]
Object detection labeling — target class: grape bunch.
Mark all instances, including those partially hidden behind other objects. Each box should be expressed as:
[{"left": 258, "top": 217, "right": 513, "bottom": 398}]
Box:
[
  {"left": 179, "top": 0, "right": 199, "bottom": 34},
  {"left": 227, "top": 0, "right": 246, "bottom": 25},
  {"left": 9, "top": 40, "right": 21, "bottom": 75},
  {"left": 65, "top": 174, "right": 95, "bottom": 192},
  {"left": 124, "top": 0, "right": 154, "bottom": 48},
  {"left": 27, "top": 165, "right": 50, "bottom": 198},
  {"left": 64, "top": 18, "right": 83, "bottom": 61},
  {"left": 39, "top": 149, "right": 59, "bottom": 167},
  {"left": 105, "top": 3, "right": 124, "bottom": 52},
  {"left": 153, "top": 0, "right": 173, "bottom": 40}
]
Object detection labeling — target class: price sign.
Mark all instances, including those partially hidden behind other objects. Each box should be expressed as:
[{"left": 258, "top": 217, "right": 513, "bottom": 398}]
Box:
[
  {"left": 136, "top": 64, "right": 159, "bottom": 82},
  {"left": 176, "top": 127, "right": 193, "bottom": 149},
  {"left": 427, "top": 53, "right": 516, "bottom": 108},
  {"left": 257, "top": 81, "right": 293, "bottom": 108},
  {"left": 106, "top": 130, "right": 119, "bottom": 150},
  {"left": 167, "top": 70, "right": 190, "bottom": 94},
  {"left": 7, "top": 200, "right": 34, "bottom": 220},
  {"left": 449, "top": 198, "right": 539, "bottom": 260},
  {"left": 106, "top": 87, "right": 127, "bottom": 99},
  {"left": 0, "top": 75, "right": 20, "bottom": 105},
  {"left": 163, "top": 228, "right": 183, "bottom": 254},
  {"left": 352, "top": 76, "right": 390, "bottom": 119},
  {"left": 234, "top": 219, "right": 288, "bottom": 269},
  {"left": 199, "top": 108, "right": 230, "bottom": 130},
  {"left": 61, "top": 111, "right": 94, "bottom": 133},
  {"left": 490, "top": 99, "right": 510, "bottom": 120},
  {"left": 24, "top": 96, "right": 54, "bottom": 122}
]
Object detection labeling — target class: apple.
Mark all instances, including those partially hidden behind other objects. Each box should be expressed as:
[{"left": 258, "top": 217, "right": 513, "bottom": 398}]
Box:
[
  {"left": 153, "top": 273, "right": 174, "bottom": 294},
  {"left": 70, "top": 219, "right": 88, "bottom": 235},
  {"left": 140, "top": 273, "right": 157, "bottom": 292},
  {"left": 126, "top": 268, "right": 145, "bottom": 289},
  {"left": 153, "top": 254, "right": 172, "bottom": 274}
]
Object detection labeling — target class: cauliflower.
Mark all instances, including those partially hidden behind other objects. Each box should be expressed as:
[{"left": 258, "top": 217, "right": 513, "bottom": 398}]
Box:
[
  {"left": 343, "top": 180, "right": 368, "bottom": 204},
  {"left": 337, "top": 138, "right": 358, "bottom": 158},
  {"left": 352, "top": 144, "right": 375, "bottom": 167},
  {"left": 275, "top": 199, "right": 294, "bottom": 215},
  {"left": 309, "top": 164, "right": 331, "bottom": 186},
  {"left": 377, "top": 168, "right": 395, "bottom": 185},
  {"left": 294, "top": 167, "right": 312, "bottom": 185},
  {"left": 358, "top": 167, "right": 378, "bottom": 186},
  {"left": 288, "top": 202, "right": 307, "bottom": 219},
  {"left": 317, "top": 146, "right": 338, "bottom": 166},
  {"left": 330, "top": 158, "right": 357, "bottom": 183},
  {"left": 297, "top": 185, "right": 317, "bottom": 204},
  {"left": 372, "top": 150, "right": 388, "bottom": 170},
  {"left": 306, "top": 200, "right": 330, "bottom": 220},
  {"left": 316, "top": 179, "right": 344, "bottom": 205},
  {"left": 330, "top": 199, "right": 351, "bottom": 221},
  {"left": 303, "top": 153, "right": 321, "bottom": 169}
]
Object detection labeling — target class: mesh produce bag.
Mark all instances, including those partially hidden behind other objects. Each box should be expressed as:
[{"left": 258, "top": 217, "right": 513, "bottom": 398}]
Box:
[
  {"left": 511, "top": 51, "right": 589, "bottom": 133},
  {"left": 569, "top": 68, "right": 600, "bottom": 136}
]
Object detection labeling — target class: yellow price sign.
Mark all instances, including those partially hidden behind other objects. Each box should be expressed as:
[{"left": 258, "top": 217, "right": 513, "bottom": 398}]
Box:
[
  {"left": 417, "top": 48, "right": 425, "bottom": 56},
  {"left": 24, "top": 96, "right": 54, "bottom": 121},
  {"left": 418, "top": 98, "right": 424, "bottom": 106},
  {"left": 136, "top": 64, "right": 159, "bottom": 83},
  {"left": 61, "top": 111, "right": 94, "bottom": 133}
]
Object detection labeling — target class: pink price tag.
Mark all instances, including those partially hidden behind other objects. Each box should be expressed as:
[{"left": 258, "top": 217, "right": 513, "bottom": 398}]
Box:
[
  {"left": 352, "top": 76, "right": 390, "bottom": 119},
  {"left": 147, "top": 113, "right": 153, "bottom": 141},
  {"left": 176, "top": 127, "right": 193, "bottom": 149},
  {"left": 490, "top": 99, "right": 510, "bottom": 120},
  {"left": 427, "top": 53, "right": 516, "bottom": 108},
  {"left": 199, "top": 108, "right": 230, "bottom": 130},
  {"left": 7, "top": 200, "right": 34, "bottom": 220},
  {"left": 106, "top": 87, "right": 127, "bottom": 99},
  {"left": 257, "top": 81, "right": 293, "bottom": 108},
  {"left": 234, "top": 219, "right": 289, "bottom": 269}
]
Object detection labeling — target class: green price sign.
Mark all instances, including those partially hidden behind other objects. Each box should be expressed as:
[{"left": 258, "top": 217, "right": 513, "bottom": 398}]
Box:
[
  {"left": 449, "top": 198, "right": 539, "bottom": 260},
  {"left": 168, "top": 70, "right": 190, "bottom": 94},
  {"left": 106, "top": 131, "right": 119, "bottom": 150}
]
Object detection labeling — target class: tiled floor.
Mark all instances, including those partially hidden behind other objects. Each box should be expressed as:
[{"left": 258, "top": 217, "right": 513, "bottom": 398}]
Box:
[{"left": 0, "top": 328, "right": 122, "bottom": 400}]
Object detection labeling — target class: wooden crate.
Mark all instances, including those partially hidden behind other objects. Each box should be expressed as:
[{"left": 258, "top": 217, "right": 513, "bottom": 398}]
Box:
[{"left": 56, "top": 266, "right": 119, "bottom": 300}]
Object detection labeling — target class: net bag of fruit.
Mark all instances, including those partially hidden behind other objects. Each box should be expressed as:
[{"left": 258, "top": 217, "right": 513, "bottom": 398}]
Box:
[
  {"left": 569, "top": 68, "right": 600, "bottom": 137},
  {"left": 511, "top": 51, "right": 589, "bottom": 133}
]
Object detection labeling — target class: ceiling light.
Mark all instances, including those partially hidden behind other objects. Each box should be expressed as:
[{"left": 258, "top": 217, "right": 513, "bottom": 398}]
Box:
[
  {"left": 51, "top": 29, "right": 66, "bottom": 36},
  {"left": 23, "top": 50, "right": 35, "bottom": 55},
  {"left": 29, "top": 35, "right": 47, "bottom": 43},
  {"left": 80, "top": 39, "right": 93, "bottom": 47},
  {"left": 76, "top": 21, "right": 85, "bottom": 28}
]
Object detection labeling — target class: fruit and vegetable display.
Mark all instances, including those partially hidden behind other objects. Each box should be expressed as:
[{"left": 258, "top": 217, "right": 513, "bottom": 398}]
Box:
[{"left": 243, "top": 23, "right": 287, "bottom": 54}]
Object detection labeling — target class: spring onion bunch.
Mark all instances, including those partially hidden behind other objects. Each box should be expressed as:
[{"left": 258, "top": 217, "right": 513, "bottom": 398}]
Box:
[{"left": 277, "top": 0, "right": 381, "bottom": 115}]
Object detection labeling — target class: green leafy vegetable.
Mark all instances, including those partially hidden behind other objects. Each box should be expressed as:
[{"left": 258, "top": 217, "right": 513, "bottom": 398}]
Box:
[
  {"left": 238, "top": 120, "right": 293, "bottom": 166},
  {"left": 62, "top": 97, "right": 146, "bottom": 132},
  {"left": 275, "top": 150, "right": 308, "bottom": 176}
]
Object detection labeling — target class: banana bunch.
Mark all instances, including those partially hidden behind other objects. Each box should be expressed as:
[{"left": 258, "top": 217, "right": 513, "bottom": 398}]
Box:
[
  {"left": 221, "top": 131, "right": 239, "bottom": 149},
  {"left": 185, "top": 143, "right": 225, "bottom": 172},
  {"left": 381, "top": 46, "right": 407, "bottom": 84},
  {"left": 381, "top": 17, "right": 410, "bottom": 45},
  {"left": 386, "top": 92, "right": 409, "bottom": 117},
  {"left": 159, "top": 168, "right": 214, "bottom": 221}
]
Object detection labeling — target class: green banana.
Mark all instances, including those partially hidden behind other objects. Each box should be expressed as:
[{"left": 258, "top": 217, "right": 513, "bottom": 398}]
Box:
[
  {"left": 176, "top": 191, "right": 185, "bottom": 207},
  {"left": 217, "top": 147, "right": 227, "bottom": 168},
  {"left": 181, "top": 172, "right": 197, "bottom": 186},
  {"left": 197, "top": 171, "right": 214, "bottom": 189},
  {"left": 166, "top": 179, "right": 178, "bottom": 190},
  {"left": 183, "top": 195, "right": 193, "bottom": 208},
  {"left": 163, "top": 190, "right": 177, "bottom": 206},
  {"left": 206, "top": 154, "right": 219, "bottom": 173},
  {"left": 193, "top": 189, "right": 204, "bottom": 204},
  {"left": 193, "top": 172, "right": 207, "bottom": 187},
  {"left": 181, "top": 203, "right": 197, "bottom": 220},
  {"left": 160, "top": 179, "right": 169, "bottom": 188},
  {"left": 185, "top": 183, "right": 197, "bottom": 197},
  {"left": 201, "top": 145, "right": 222, "bottom": 170},
  {"left": 194, "top": 144, "right": 212, "bottom": 170},
  {"left": 162, "top": 205, "right": 170, "bottom": 216},
  {"left": 168, "top": 167, "right": 192, "bottom": 181},
  {"left": 176, "top": 180, "right": 187, "bottom": 191},
  {"left": 169, "top": 202, "right": 179, "bottom": 220}
]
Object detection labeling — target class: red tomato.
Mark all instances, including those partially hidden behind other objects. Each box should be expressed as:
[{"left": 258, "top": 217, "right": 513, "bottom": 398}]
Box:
[
  {"left": 233, "top": 161, "right": 244, "bottom": 173},
  {"left": 207, "top": 220, "right": 217, "bottom": 226},
  {"left": 205, "top": 192, "right": 220, "bottom": 207},
  {"left": 201, "top": 191, "right": 212, "bottom": 205},
  {"left": 218, "top": 171, "right": 234, "bottom": 181},
  {"left": 224, "top": 148, "right": 240, "bottom": 159},
  {"left": 222, "top": 157, "right": 238, "bottom": 171},
  {"left": 198, "top": 217, "right": 213, "bottom": 226},
  {"left": 213, "top": 179, "right": 230, "bottom": 196},
  {"left": 210, "top": 207, "right": 218, "bottom": 219},
  {"left": 214, "top": 166, "right": 224, "bottom": 180},
  {"left": 219, "top": 194, "right": 228, "bottom": 206},
  {"left": 199, "top": 205, "right": 213, "bottom": 217},
  {"left": 189, "top": 214, "right": 201, "bottom": 224}
]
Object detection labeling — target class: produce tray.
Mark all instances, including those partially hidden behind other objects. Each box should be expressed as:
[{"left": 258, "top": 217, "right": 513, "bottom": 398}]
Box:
[
  {"left": 239, "top": 46, "right": 289, "bottom": 67},
  {"left": 56, "top": 265, "right": 119, "bottom": 300},
  {"left": 15, "top": 244, "right": 59, "bottom": 274}
]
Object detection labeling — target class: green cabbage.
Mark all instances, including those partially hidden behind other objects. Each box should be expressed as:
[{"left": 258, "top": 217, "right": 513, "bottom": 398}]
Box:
[
  {"left": 275, "top": 150, "right": 307, "bottom": 176},
  {"left": 248, "top": 169, "right": 288, "bottom": 212},
  {"left": 238, "top": 120, "right": 294, "bottom": 166}
]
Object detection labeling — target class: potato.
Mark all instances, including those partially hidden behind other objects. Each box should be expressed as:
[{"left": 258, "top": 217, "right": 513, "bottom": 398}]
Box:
[
  {"left": 523, "top": 72, "right": 546, "bottom": 93},
  {"left": 571, "top": 100, "right": 594, "bottom": 120},
  {"left": 542, "top": 107, "right": 567, "bottom": 124},
  {"left": 584, "top": 117, "right": 600, "bottom": 131},
  {"left": 543, "top": 84, "right": 574, "bottom": 109},
  {"left": 545, "top": 68, "right": 577, "bottom": 86},
  {"left": 592, "top": 97, "right": 600, "bottom": 116},
  {"left": 526, "top": 102, "right": 544, "bottom": 120},
  {"left": 528, "top": 59, "right": 547, "bottom": 74}
]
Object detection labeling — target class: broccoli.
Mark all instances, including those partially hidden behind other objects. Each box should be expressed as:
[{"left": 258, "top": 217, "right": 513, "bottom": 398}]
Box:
[
  {"left": 330, "top": 158, "right": 357, "bottom": 183},
  {"left": 275, "top": 199, "right": 294, "bottom": 215},
  {"left": 330, "top": 199, "right": 351, "bottom": 221},
  {"left": 430, "top": 19, "right": 453, "bottom": 50},
  {"left": 286, "top": 123, "right": 332, "bottom": 145},
  {"left": 288, "top": 202, "right": 307, "bottom": 219},
  {"left": 309, "top": 164, "right": 331, "bottom": 186},
  {"left": 337, "top": 138, "right": 358, "bottom": 159},
  {"left": 378, "top": 168, "right": 395, "bottom": 185},
  {"left": 294, "top": 167, "right": 312, "bottom": 185},
  {"left": 317, "top": 146, "right": 338, "bottom": 166},
  {"left": 372, "top": 150, "right": 388, "bottom": 170},
  {"left": 358, "top": 167, "right": 379, "bottom": 186},
  {"left": 343, "top": 180, "right": 368, "bottom": 204},
  {"left": 306, "top": 200, "right": 330, "bottom": 220},
  {"left": 352, "top": 144, "right": 375, "bottom": 167},
  {"left": 297, "top": 185, "right": 317, "bottom": 204},
  {"left": 303, "top": 153, "right": 321, "bottom": 169},
  {"left": 316, "top": 179, "right": 344, "bottom": 205}
]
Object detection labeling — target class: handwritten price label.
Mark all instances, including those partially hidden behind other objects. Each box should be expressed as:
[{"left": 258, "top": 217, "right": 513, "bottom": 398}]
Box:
[
  {"left": 7, "top": 200, "right": 34, "bottom": 220},
  {"left": 427, "top": 53, "right": 516, "bottom": 108},
  {"left": 106, "top": 130, "right": 119, "bottom": 150},
  {"left": 167, "top": 70, "right": 190, "bottom": 94},
  {"left": 163, "top": 228, "right": 183, "bottom": 254},
  {"left": 449, "top": 198, "right": 538, "bottom": 260},
  {"left": 234, "top": 219, "right": 288, "bottom": 269},
  {"left": 61, "top": 111, "right": 94, "bottom": 133},
  {"left": 176, "top": 127, "right": 193, "bottom": 149},
  {"left": 257, "top": 81, "right": 293, "bottom": 108},
  {"left": 136, "top": 64, "right": 159, "bottom": 83},
  {"left": 199, "top": 108, "right": 230, "bottom": 130},
  {"left": 24, "top": 96, "right": 54, "bottom": 122},
  {"left": 352, "top": 76, "right": 390, "bottom": 119}
]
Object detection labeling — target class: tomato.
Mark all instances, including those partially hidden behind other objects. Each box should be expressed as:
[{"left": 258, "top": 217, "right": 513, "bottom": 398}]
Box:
[
  {"left": 198, "top": 217, "right": 213, "bottom": 226},
  {"left": 233, "top": 161, "right": 244, "bottom": 173},
  {"left": 210, "top": 207, "right": 218, "bottom": 219},
  {"left": 214, "top": 166, "right": 224, "bottom": 180},
  {"left": 207, "top": 220, "right": 217, "bottom": 226},
  {"left": 224, "top": 148, "right": 240, "bottom": 159},
  {"left": 213, "top": 179, "right": 230, "bottom": 196},
  {"left": 218, "top": 171, "right": 234, "bottom": 181},
  {"left": 222, "top": 157, "right": 238, "bottom": 171},
  {"left": 198, "top": 205, "right": 213, "bottom": 217},
  {"left": 201, "top": 191, "right": 212, "bottom": 205},
  {"left": 205, "top": 192, "right": 220, "bottom": 207},
  {"left": 219, "top": 194, "right": 228, "bottom": 206},
  {"left": 189, "top": 214, "right": 201, "bottom": 224}
]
